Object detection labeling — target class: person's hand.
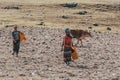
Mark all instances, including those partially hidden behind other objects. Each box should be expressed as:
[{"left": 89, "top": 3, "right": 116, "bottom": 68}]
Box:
[
  {"left": 61, "top": 48, "right": 63, "bottom": 51},
  {"left": 13, "top": 39, "right": 16, "bottom": 43}
]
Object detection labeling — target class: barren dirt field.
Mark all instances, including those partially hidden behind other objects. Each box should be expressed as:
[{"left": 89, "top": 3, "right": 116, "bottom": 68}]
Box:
[
  {"left": 0, "top": 0, "right": 120, "bottom": 32},
  {"left": 0, "top": 0, "right": 120, "bottom": 80}
]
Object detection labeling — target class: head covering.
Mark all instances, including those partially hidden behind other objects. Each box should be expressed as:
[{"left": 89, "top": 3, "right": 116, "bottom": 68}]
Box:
[
  {"left": 65, "top": 28, "right": 70, "bottom": 33},
  {"left": 14, "top": 25, "right": 17, "bottom": 30}
]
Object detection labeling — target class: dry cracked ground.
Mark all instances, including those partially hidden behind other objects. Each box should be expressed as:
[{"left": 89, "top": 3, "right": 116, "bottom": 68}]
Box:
[{"left": 0, "top": 26, "right": 120, "bottom": 80}]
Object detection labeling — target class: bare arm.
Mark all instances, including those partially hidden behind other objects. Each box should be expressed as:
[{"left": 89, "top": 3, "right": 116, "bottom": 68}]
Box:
[
  {"left": 12, "top": 32, "right": 16, "bottom": 42},
  {"left": 61, "top": 37, "right": 65, "bottom": 51}
]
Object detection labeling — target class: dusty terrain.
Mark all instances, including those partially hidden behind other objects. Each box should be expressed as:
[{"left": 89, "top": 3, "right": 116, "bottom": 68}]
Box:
[
  {"left": 0, "top": 0, "right": 120, "bottom": 80},
  {"left": 0, "top": 0, "right": 120, "bottom": 32},
  {"left": 0, "top": 26, "right": 120, "bottom": 80}
]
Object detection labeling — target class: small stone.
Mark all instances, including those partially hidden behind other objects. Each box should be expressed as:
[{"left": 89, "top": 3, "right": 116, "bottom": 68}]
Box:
[
  {"left": 93, "top": 23, "right": 99, "bottom": 26},
  {"left": 77, "top": 11, "right": 87, "bottom": 15},
  {"left": 88, "top": 27, "right": 92, "bottom": 29},
  {"left": 61, "top": 3, "right": 78, "bottom": 8},
  {"left": 42, "top": 42, "right": 46, "bottom": 44},
  {"left": 37, "top": 22, "right": 44, "bottom": 25},
  {"left": 19, "top": 74, "right": 26, "bottom": 76},
  {"left": 62, "top": 15, "right": 68, "bottom": 19},
  {"left": 32, "top": 49, "right": 35, "bottom": 52},
  {"left": 107, "top": 27, "right": 111, "bottom": 30}
]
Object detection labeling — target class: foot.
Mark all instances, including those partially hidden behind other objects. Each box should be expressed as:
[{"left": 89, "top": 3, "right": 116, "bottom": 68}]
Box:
[
  {"left": 66, "top": 61, "right": 70, "bottom": 66},
  {"left": 12, "top": 53, "right": 14, "bottom": 55},
  {"left": 16, "top": 54, "right": 18, "bottom": 57}
]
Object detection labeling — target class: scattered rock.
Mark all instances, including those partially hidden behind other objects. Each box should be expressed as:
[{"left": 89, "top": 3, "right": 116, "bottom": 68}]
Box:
[
  {"left": 33, "top": 38, "right": 36, "bottom": 40},
  {"left": 0, "top": 27, "right": 120, "bottom": 80},
  {"left": 3, "top": 6, "right": 20, "bottom": 10},
  {"left": 59, "top": 76, "right": 65, "bottom": 78},
  {"left": 77, "top": 11, "right": 87, "bottom": 15},
  {"left": 37, "top": 22, "right": 44, "bottom": 25},
  {"left": 64, "top": 78, "right": 71, "bottom": 80},
  {"left": 67, "top": 72, "right": 76, "bottom": 77},
  {"left": 32, "top": 49, "right": 35, "bottom": 52},
  {"left": 77, "top": 65, "right": 88, "bottom": 69},
  {"left": 19, "top": 74, "right": 26, "bottom": 76},
  {"left": 88, "top": 27, "right": 92, "bottom": 29},
  {"left": 92, "top": 64, "right": 98, "bottom": 69},
  {"left": 61, "top": 3, "right": 78, "bottom": 8},
  {"left": 46, "top": 46, "right": 50, "bottom": 49},
  {"left": 93, "top": 23, "right": 99, "bottom": 26},
  {"left": 62, "top": 15, "right": 69, "bottom": 19},
  {"left": 42, "top": 42, "right": 46, "bottom": 45},
  {"left": 95, "top": 4, "right": 120, "bottom": 11},
  {"left": 107, "top": 27, "right": 112, "bottom": 30}
]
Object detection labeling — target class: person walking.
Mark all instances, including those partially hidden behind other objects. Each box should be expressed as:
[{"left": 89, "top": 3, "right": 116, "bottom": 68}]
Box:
[
  {"left": 12, "top": 26, "right": 20, "bottom": 57},
  {"left": 61, "top": 28, "right": 74, "bottom": 65}
]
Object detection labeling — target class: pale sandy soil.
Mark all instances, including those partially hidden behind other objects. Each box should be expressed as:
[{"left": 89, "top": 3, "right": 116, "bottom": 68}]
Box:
[
  {"left": 0, "top": 26, "right": 120, "bottom": 80},
  {"left": 0, "top": 0, "right": 120, "bottom": 4},
  {"left": 0, "top": 0, "right": 120, "bottom": 32},
  {"left": 0, "top": 0, "right": 120, "bottom": 80}
]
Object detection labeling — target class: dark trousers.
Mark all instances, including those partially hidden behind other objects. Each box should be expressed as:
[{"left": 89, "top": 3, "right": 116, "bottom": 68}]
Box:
[{"left": 13, "top": 40, "right": 20, "bottom": 54}]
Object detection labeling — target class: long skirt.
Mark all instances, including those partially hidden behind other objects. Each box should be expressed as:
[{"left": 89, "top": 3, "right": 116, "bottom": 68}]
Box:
[{"left": 64, "top": 47, "right": 73, "bottom": 62}]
